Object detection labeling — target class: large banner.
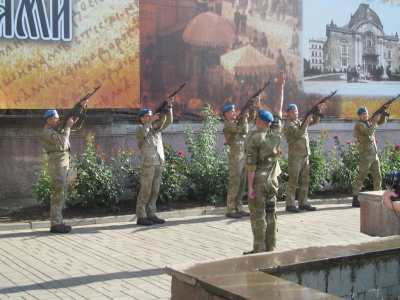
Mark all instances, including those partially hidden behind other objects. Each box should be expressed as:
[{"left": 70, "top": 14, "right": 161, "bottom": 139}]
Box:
[
  {"left": 138, "top": 0, "right": 400, "bottom": 120},
  {"left": 0, "top": 0, "right": 140, "bottom": 109}
]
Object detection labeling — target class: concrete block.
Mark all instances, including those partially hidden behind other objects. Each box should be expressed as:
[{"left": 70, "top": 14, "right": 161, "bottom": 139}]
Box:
[
  {"left": 204, "top": 207, "right": 225, "bottom": 215},
  {"left": 301, "top": 269, "right": 327, "bottom": 292},
  {"left": 327, "top": 266, "right": 352, "bottom": 296},
  {"left": 352, "top": 262, "right": 376, "bottom": 294},
  {"left": 364, "top": 288, "right": 385, "bottom": 300},
  {"left": 387, "top": 285, "right": 400, "bottom": 299},
  {"left": 359, "top": 191, "right": 400, "bottom": 237},
  {"left": 68, "top": 218, "right": 96, "bottom": 227},
  {"left": 124, "top": 214, "right": 136, "bottom": 222},
  {"left": 31, "top": 221, "right": 50, "bottom": 229},
  {"left": 95, "top": 216, "right": 125, "bottom": 224},
  {"left": 280, "top": 272, "right": 298, "bottom": 284},
  {"left": 0, "top": 222, "right": 31, "bottom": 231},
  {"left": 378, "top": 257, "right": 399, "bottom": 288},
  {"left": 178, "top": 209, "right": 206, "bottom": 217}
]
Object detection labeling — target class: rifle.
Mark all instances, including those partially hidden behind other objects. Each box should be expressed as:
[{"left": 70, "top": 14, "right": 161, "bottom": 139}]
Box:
[
  {"left": 154, "top": 83, "right": 186, "bottom": 115},
  {"left": 300, "top": 90, "right": 337, "bottom": 128},
  {"left": 367, "top": 94, "right": 400, "bottom": 123},
  {"left": 59, "top": 85, "right": 100, "bottom": 133},
  {"left": 236, "top": 81, "right": 270, "bottom": 121}
]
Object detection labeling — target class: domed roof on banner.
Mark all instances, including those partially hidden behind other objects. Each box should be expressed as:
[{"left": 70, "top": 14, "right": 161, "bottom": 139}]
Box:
[
  {"left": 220, "top": 44, "right": 276, "bottom": 76},
  {"left": 183, "top": 12, "right": 236, "bottom": 48},
  {"left": 347, "top": 3, "right": 383, "bottom": 32}
]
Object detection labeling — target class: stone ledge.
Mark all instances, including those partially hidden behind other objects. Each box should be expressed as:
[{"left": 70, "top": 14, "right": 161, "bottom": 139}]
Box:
[
  {"left": 359, "top": 191, "right": 400, "bottom": 237},
  {"left": 166, "top": 237, "right": 400, "bottom": 300}
]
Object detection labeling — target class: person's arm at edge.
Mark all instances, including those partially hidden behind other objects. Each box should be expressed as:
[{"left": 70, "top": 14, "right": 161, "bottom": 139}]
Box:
[{"left": 382, "top": 190, "right": 400, "bottom": 213}]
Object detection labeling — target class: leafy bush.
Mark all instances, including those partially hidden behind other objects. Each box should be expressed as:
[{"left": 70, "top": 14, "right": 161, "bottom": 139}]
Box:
[
  {"left": 32, "top": 150, "right": 53, "bottom": 205},
  {"left": 71, "top": 132, "right": 123, "bottom": 211},
  {"left": 379, "top": 140, "right": 400, "bottom": 189},
  {"left": 184, "top": 104, "right": 229, "bottom": 204},
  {"left": 112, "top": 145, "right": 141, "bottom": 198},
  {"left": 308, "top": 129, "right": 331, "bottom": 194},
  {"left": 159, "top": 145, "right": 191, "bottom": 203},
  {"left": 330, "top": 136, "right": 360, "bottom": 192}
]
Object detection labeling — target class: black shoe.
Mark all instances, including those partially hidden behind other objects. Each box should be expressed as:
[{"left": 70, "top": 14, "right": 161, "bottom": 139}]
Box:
[
  {"left": 50, "top": 224, "right": 71, "bottom": 233},
  {"left": 285, "top": 206, "right": 301, "bottom": 213},
  {"left": 226, "top": 212, "right": 242, "bottom": 219},
  {"left": 299, "top": 204, "right": 317, "bottom": 211},
  {"left": 243, "top": 250, "right": 255, "bottom": 255},
  {"left": 137, "top": 217, "right": 153, "bottom": 226},
  {"left": 147, "top": 215, "right": 165, "bottom": 224},
  {"left": 238, "top": 211, "right": 250, "bottom": 217},
  {"left": 352, "top": 195, "right": 360, "bottom": 207}
]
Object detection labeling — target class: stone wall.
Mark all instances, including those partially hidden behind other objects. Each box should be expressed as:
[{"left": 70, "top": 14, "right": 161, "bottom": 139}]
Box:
[{"left": 1, "top": 120, "right": 399, "bottom": 200}]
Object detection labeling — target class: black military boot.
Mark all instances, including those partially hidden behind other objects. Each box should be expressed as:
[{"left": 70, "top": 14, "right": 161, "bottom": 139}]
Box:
[
  {"left": 137, "top": 217, "right": 153, "bottom": 226},
  {"left": 148, "top": 215, "right": 165, "bottom": 224},
  {"left": 50, "top": 224, "right": 71, "bottom": 233},
  {"left": 352, "top": 195, "right": 360, "bottom": 207}
]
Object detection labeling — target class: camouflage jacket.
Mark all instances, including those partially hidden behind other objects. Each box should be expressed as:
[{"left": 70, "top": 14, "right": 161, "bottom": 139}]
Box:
[
  {"left": 223, "top": 108, "right": 257, "bottom": 160},
  {"left": 246, "top": 111, "right": 282, "bottom": 180},
  {"left": 283, "top": 114, "right": 320, "bottom": 157},
  {"left": 354, "top": 116, "right": 387, "bottom": 156},
  {"left": 41, "top": 125, "right": 70, "bottom": 168},
  {"left": 223, "top": 118, "right": 248, "bottom": 160},
  {"left": 136, "top": 107, "right": 173, "bottom": 166}
]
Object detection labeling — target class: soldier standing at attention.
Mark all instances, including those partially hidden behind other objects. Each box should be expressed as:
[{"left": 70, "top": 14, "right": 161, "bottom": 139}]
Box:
[
  {"left": 283, "top": 102, "right": 324, "bottom": 213},
  {"left": 352, "top": 106, "right": 387, "bottom": 207},
  {"left": 222, "top": 99, "right": 258, "bottom": 219},
  {"left": 41, "top": 102, "right": 87, "bottom": 233},
  {"left": 244, "top": 70, "right": 285, "bottom": 254},
  {"left": 135, "top": 97, "right": 174, "bottom": 226}
]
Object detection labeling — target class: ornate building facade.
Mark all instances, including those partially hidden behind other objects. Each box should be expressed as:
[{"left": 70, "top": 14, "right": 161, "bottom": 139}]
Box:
[{"left": 324, "top": 3, "right": 399, "bottom": 75}]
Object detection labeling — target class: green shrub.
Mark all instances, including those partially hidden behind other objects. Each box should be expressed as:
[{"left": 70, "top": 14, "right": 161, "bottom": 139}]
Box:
[
  {"left": 159, "top": 144, "right": 191, "bottom": 203},
  {"left": 112, "top": 145, "right": 141, "bottom": 198},
  {"left": 32, "top": 150, "right": 53, "bottom": 205},
  {"left": 71, "top": 132, "right": 123, "bottom": 211},
  {"left": 308, "top": 129, "right": 331, "bottom": 194},
  {"left": 379, "top": 140, "right": 400, "bottom": 189},
  {"left": 184, "top": 104, "right": 229, "bottom": 204},
  {"left": 330, "top": 136, "right": 360, "bottom": 192}
]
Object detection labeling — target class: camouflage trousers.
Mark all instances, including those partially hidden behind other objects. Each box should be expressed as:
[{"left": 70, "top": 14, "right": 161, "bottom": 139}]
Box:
[
  {"left": 49, "top": 165, "right": 69, "bottom": 226},
  {"left": 248, "top": 176, "right": 278, "bottom": 253},
  {"left": 285, "top": 155, "right": 309, "bottom": 207},
  {"left": 352, "top": 154, "right": 381, "bottom": 196},
  {"left": 226, "top": 155, "right": 246, "bottom": 213},
  {"left": 136, "top": 165, "right": 163, "bottom": 218}
]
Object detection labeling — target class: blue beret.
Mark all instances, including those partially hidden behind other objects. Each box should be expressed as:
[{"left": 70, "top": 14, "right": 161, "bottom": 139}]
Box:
[
  {"left": 139, "top": 108, "right": 152, "bottom": 117},
  {"left": 44, "top": 109, "right": 57, "bottom": 119},
  {"left": 222, "top": 104, "right": 235, "bottom": 113},
  {"left": 258, "top": 110, "right": 274, "bottom": 122},
  {"left": 286, "top": 104, "right": 297, "bottom": 112},
  {"left": 357, "top": 106, "right": 367, "bottom": 115}
]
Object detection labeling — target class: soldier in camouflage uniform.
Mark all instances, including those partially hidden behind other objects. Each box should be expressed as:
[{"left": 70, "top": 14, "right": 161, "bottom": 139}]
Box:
[
  {"left": 352, "top": 106, "right": 387, "bottom": 207},
  {"left": 244, "top": 70, "right": 285, "bottom": 254},
  {"left": 135, "top": 97, "right": 174, "bottom": 226},
  {"left": 41, "top": 104, "right": 87, "bottom": 233},
  {"left": 283, "top": 103, "right": 324, "bottom": 213},
  {"left": 222, "top": 100, "right": 258, "bottom": 219}
]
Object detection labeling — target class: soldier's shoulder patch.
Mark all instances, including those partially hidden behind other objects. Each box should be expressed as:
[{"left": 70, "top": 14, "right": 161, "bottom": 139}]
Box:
[{"left": 246, "top": 152, "right": 253, "bottom": 164}]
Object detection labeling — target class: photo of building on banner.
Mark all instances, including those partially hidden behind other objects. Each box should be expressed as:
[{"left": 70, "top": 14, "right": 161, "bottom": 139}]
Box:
[{"left": 0, "top": 0, "right": 140, "bottom": 110}]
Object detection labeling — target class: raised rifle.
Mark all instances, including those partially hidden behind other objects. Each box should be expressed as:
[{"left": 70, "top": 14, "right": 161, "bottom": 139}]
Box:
[
  {"left": 59, "top": 85, "right": 100, "bottom": 133},
  {"left": 154, "top": 83, "right": 186, "bottom": 115},
  {"left": 300, "top": 90, "right": 337, "bottom": 128},
  {"left": 236, "top": 81, "right": 270, "bottom": 122},
  {"left": 367, "top": 94, "right": 400, "bottom": 123}
]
